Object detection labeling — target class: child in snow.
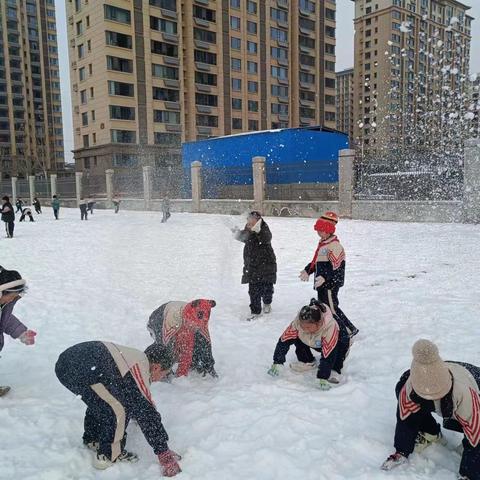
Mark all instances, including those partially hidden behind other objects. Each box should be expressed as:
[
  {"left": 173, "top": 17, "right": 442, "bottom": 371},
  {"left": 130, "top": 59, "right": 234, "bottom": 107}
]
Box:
[
  {"left": 1, "top": 196, "right": 15, "bottom": 238},
  {"left": 33, "top": 197, "right": 42, "bottom": 214},
  {"left": 51, "top": 195, "right": 60, "bottom": 219},
  {"left": 19, "top": 207, "right": 35, "bottom": 222},
  {"left": 267, "top": 299, "right": 350, "bottom": 390},
  {"left": 161, "top": 196, "right": 171, "bottom": 223},
  {"left": 147, "top": 299, "right": 217, "bottom": 378},
  {"left": 15, "top": 198, "right": 24, "bottom": 213},
  {"left": 233, "top": 211, "right": 277, "bottom": 321},
  {"left": 112, "top": 197, "right": 121, "bottom": 214},
  {"left": 55, "top": 341, "right": 181, "bottom": 476},
  {"left": 299, "top": 211, "right": 358, "bottom": 336},
  {"left": 87, "top": 198, "right": 95, "bottom": 214},
  {"left": 382, "top": 339, "right": 480, "bottom": 480},
  {"left": 0, "top": 266, "right": 37, "bottom": 396},
  {"left": 79, "top": 197, "right": 88, "bottom": 220}
]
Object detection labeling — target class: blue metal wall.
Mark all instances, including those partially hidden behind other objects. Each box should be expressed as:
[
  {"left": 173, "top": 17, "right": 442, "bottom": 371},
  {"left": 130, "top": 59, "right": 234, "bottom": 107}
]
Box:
[{"left": 182, "top": 127, "right": 348, "bottom": 196}]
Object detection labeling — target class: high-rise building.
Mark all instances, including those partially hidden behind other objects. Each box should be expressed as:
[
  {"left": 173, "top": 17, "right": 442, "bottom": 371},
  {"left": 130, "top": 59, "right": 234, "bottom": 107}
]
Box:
[
  {"left": 351, "top": 0, "right": 473, "bottom": 161},
  {"left": 0, "top": 0, "right": 64, "bottom": 179},
  {"left": 66, "top": 0, "right": 337, "bottom": 174},
  {"left": 468, "top": 73, "right": 479, "bottom": 137},
  {"left": 336, "top": 68, "right": 354, "bottom": 142}
]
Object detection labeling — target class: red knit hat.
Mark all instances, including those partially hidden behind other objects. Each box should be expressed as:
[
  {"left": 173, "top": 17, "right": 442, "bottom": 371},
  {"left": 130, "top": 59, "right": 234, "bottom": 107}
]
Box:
[{"left": 314, "top": 211, "right": 339, "bottom": 234}]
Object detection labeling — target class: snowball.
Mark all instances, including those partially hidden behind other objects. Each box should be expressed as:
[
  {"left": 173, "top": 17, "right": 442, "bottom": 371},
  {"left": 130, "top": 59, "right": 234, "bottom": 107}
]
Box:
[
  {"left": 464, "top": 112, "right": 475, "bottom": 120},
  {"left": 436, "top": 40, "right": 443, "bottom": 47}
]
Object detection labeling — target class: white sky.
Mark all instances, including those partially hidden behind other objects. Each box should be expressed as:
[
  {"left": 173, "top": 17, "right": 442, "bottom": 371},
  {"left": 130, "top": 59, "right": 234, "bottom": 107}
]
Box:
[{"left": 55, "top": 0, "right": 480, "bottom": 163}]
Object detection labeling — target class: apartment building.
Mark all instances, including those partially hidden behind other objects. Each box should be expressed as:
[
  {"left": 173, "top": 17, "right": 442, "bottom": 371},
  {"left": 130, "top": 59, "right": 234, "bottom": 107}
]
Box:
[
  {"left": 336, "top": 67, "right": 354, "bottom": 142},
  {"left": 66, "top": 0, "right": 337, "bottom": 173},
  {"left": 0, "top": 0, "right": 64, "bottom": 178},
  {"left": 352, "top": 0, "right": 472, "bottom": 160}
]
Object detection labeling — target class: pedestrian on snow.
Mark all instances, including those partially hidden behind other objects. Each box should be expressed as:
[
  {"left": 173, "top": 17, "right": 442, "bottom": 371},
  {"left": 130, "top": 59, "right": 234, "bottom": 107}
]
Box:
[
  {"left": 161, "top": 196, "right": 171, "bottom": 223},
  {"left": 1, "top": 196, "right": 15, "bottom": 238},
  {"left": 33, "top": 197, "right": 42, "bottom": 214},
  {"left": 382, "top": 340, "right": 480, "bottom": 480},
  {"left": 51, "top": 195, "right": 60, "bottom": 220},
  {"left": 267, "top": 299, "right": 350, "bottom": 390},
  {"left": 79, "top": 197, "right": 88, "bottom": 220},
  {"left": 232, "top": 211, "right": 277, "bottom": 321},
  {"left": 15, "top": 198, "right": 23, "bottom": 213},
  {"left": 148, "top": 299, "right": 217, "bottom": 378},
  {"left": 112, "top": 197, "right": 121, "bottom": 214},
  {"left": 87, "top": 198, "right": 95, "bottom": 214},
  {"left": 0, "top": 266, "right": 37, "bottom": 397},
  {"left": 299, "top": 211, "right": 358, "bottom": 337},
  {"left": 55, "top": 341, "right": 181, "bottom": 476},
  {"left": 19, "top": 207, "right": 35, "bottom": 222}
]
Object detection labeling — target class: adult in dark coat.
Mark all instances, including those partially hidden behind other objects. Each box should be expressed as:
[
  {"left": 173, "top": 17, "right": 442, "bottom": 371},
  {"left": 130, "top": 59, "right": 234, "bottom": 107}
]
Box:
[
  {"left": 1, "top": 196, "right": 15, "bottom": 238},
  {"left": 233, "top": 211, "right": 277, "bottom": 320}
]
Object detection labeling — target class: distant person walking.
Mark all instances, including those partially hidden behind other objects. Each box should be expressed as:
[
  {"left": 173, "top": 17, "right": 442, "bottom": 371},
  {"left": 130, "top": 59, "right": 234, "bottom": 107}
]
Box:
[
  {"left": 19, "top": 208, "right": 35, "bottom": 222},
  {"left": 15, "top": 198, "right": 24, "bottom": 213},
  {"left": 112, "top": 197, "right": 121, "bottom": 214},
  {"left": 79, "top": 198, "right": 88, "bottom": 221},
  {"left": 33, "top": 197, "right": 42, "bottom": 214},
  {"left": 87, "top": 198, "right": 95, "bottom": 215},
  {"left": 161, "top": 196, "right": 171, "bottom": 223},
  {"left": 1, "top": 196, "right": 15, "bottom": 238},
  {"left": 51, "top": 195, "right": 60, "bottom": 220}
]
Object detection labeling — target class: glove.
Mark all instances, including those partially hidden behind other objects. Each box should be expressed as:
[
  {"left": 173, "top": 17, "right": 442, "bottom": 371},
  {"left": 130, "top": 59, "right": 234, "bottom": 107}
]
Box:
[
  {"left": 267, "top": 364, "right": 282, "bottom": 377},
  {"left": 317, "top": 379, "right": 331, "bottom": 391},
  {"left": 314, "top": 276, "right": 325, "bottom": 288},
  {"left": 158, "top": 450, "right": 181, "bottom": 477},
  {"left": 299, "top": 270, "right": 310, "bottom": 282},
  {"left": 19, "top": 330, "right": 36, "bottom": 345}
]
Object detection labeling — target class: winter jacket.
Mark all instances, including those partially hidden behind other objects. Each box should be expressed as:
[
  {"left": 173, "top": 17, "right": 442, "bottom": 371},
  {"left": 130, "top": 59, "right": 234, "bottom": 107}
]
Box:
[
  {"left": 51, "top": 199, "right": 60, "bottom": 210},
  {"left": 162, "top": 198, "right": 171, "bottom": 213},
  {"left": 55, "top": 341, "right": 170, "bottom": 454},
  {"left": 235, "top": 219, "right": 277, "bottom": 284},
  {"left": 1, "top": 202, "right": 15, "bottom": 223},
  {"left": 305, "top": 235, "right": 345, "bottom": 289},
  {"left": 399, "top": 362, "right": 480, "bottom": 448},
  {"left": 273, "top": 304, "right": 348, "bottom": 379},
  {"left": 148, "top": 300, "right": 216, "bottom": 377},
  {"left": 0, "top": 298, "right": 27, "bottom": 351}
]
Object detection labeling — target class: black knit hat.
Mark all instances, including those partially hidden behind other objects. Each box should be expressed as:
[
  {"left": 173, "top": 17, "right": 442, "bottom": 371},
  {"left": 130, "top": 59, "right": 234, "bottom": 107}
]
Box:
[
  {"left": 144, "top": 344, "right": 174, "bottom": 370},
  {"left": 248, "top": 211, "right": 262, "bottom": 220},
  {"left": 0, "top": 266, "right": 26, "bottom": 293}
]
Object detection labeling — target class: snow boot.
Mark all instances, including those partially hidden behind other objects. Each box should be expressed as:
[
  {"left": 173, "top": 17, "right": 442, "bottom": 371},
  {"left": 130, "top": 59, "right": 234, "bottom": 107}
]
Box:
[
  {"left": 290, "top": 361, "right": 316, "bottom": 373},
  {"left": 381, "top": 452, "right": 407, "bottom": 471},
  {"left": 263, "top": 304, "right": 272, "bottom": 314},
  {"left": 0, "top": 386, "right": 11, "bottom": 397},
  {"left": 245, "top": 313, "right": 261, "bottom": 321},
  {"left": 93, "top": 450, "right": 139, "bottom": 470},
  {"left": 83, "top": 440, "right": 99, "bottom": 451},
  {"left": 414, "top": 431, "right": 447, "bottom": 453},
  {"left": 328, "top": 372, "right": 342, "bottom": 384}
]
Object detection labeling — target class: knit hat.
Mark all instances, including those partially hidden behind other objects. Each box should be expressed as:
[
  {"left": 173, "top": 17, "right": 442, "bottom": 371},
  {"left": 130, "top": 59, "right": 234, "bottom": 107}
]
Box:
[
  {"left": 248, "top": 211, "right": 262, "bottom": 220},
  {"left": 144, "top": 344, "right": 174, "bottom": 370},
  {"left": 0, "top": 266, "right": 26, "bottom": 294},
  {"left": 314, "top": 211, "right": 339, "bottom": 235},
  {"left": 410, "top": 339, "right": 452, "bottom": 400}
]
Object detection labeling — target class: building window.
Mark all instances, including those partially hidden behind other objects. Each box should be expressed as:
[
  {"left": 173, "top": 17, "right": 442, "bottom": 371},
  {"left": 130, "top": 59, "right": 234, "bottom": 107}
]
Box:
[
  {"left": 86, "top": 15, "right": 90, "bottom": 28},
  {"left": 272, "top": 103, "right": 288, "bottom": 115},
  {"left": 325, "top": 111, "right": 336, "bottom": 122},
  {"left": 300, "top": 54, "right": 315, "bottom": 67},
  {"left": 232, "top": 78, "right": 242, "bottom": 91},
  {"left": 247, "top": 61, "right": 258, "bottom": 74},
  {"left": 194, "top": 50, "right": 217, "bottom": 65},
  {"left": 271, "top": 46, "right": 288, "bottom": 60},
  {"left": 271, "top": 66, "right": 287, "bottom": 80},
  {"left": 154, "top": 110, "right": 180, "bottom": 124},
  {"left": 271, "top": 27, "right": 288, "bottom": 42},
  {"left": 151, "top": 40, "right": 178, "bottom": 57},
  {"left": 105, "top": 31, "right": 132, "bottom": 49},
  {"left": 113, "top": 153, "right": 138, "bottom": 167},
  {"left": 87, "top": 40, "right": 91, "bottom": 52},
  {"left": 154, "top": 133, "right": 181, "bottom": 145},
  {"left": 299, "top": 35, "right": 315, "bottom": 49},
  {"left": 80, "top": 90, "right": 87, "bottom": 104},
  {"left": 325, "top": 26, "right": 335, "bottom": 38},
  {"left": 196, "top": 114, "right": 218, "bottom": 127},
  {"left": 299, "top": 72, "right": 315, "bottom": 84},
  {"left": 108, "top": 80, "right": 134, "bottom": 96},
  {"left": 325, "top": 95, "right": 335, "bottom": 105},
  {"left": 271, "top": 8, "right": 288, "bottom": 23},
  {"left": 111, "top": 129, "right": 136, "bottom": 143},
  {"left": 231, "top": 37, "right": 241, "bottom": 50},
  {"left": 248, "top": 119, "right": 259, "bottom": 131},
  {"left": 248, "top": 81, "right": 258, "bottom": 93},
  {"left": 325, "top": 60, "right": 335, "bottom": 72},
  {"left": 79, "top": 67, "right": 86, "bottom": 81},
  {"left": 325, "top": 77, "right": 335, "bottom": 88},
  {"left": 90, "top": 87, "right": 95, "bottom": 98},
  {"left": 232, "top": 98, "right": 242, "bottom": 110},
  {"left": 325, "top": 43, "right": 335, "bottom": 55},
  {"left": 104, "top": 5, "right": 131, "bottom": 24},
  {"left": 150, "top": 16, "right": 177, "bottom": 34},
  {"left": 248, "top": 100, "right": 258, "bottom": 112},
  {"left": 230, "top": 0, "right": 240, "bottom": 9},
  {"left": 193, "top": 5, "right": 216, "bottom": 22},
  {"left": 231, "top": 58, "right": 241, "bottom": 71},
  {"left": 299, "top": 90, "right": 315, "bottom": 102},
  {"left": 195, "top": 93, "right": 218, "bottom": 106},
  {"left": 152, "top": 64, "right": 179, "bottom": 79},
  {"left": 76, "top": 21, "right": 83, "bottom": 35},
  {"left": 325, "top": 8, "right": 335, "bottom": 20},
  {"left": 271, "top": 85, "right": 288, "bottom": 97},
  {"left": 110, "top": 105, "right": 135, "bottom": 120},
  {"left": 299, "top": 17, "right": 315, "bottom": 31},
  {"left": 247, "top": 1, "right": 257, "bottom": 14},
  {"left": 78, "top": 44, "right": 85, "bottom": 58},
  {"left": 82, "top": 112, "right": 88, "bottom": 126},
  {"left": 91, "top": 110, "right": 96, "bottom": 121},
  {"left": 194, "top": 27, "right": 216, "bottom": 43},
  {"left": 149, "top": 0, "right": 177, "bottom": 11},
  {"left": 232, "top": 118, "right": 242, "bottom": 129},
  {"left": 299, "top": 107, "right": 315, "bottom": 118},
  {"left": 153, "top": 87, "right": 180, "bottom": 101},
  {"left": 230, "top": 16, "right": 241, "bottom": 30},
  {"left": 83, "top": 134, "right": 89, "bottom": 147},
  {"left": 107, "top": 56, "right": 133, "bottom": 73},
  {"left": 195, "top": 71, "right": 217, "bottom": 85},
  {"left": 247, "top": 21, "right": 257, "bottom": 35},
  {"left": 247, "top": 41, "right": 257, "bottom": 54}
]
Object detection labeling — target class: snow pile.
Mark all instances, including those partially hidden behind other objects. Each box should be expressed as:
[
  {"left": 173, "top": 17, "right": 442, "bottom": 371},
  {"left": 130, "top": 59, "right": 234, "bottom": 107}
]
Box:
[{"left": 1, "top": 208, "right": 479, "bottom": 479}]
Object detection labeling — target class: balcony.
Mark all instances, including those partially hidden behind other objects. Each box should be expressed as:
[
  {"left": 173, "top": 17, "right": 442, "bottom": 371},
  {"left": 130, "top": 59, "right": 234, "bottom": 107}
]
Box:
[
  {"left": 162, "top": 33, "right": 179, "bottom": 43},
  {"left": 195, "top": 83, "right": 213, "bottom": 93},
  {"left": 164, "top": 56, "right": 180, "bottom": 66},
  {"left": 195, "top": 61, "right": 212, "bottom": 71},
  {"left": 165, "top": 101, "right": 181, "bottom": 110},
  {"left": 196, "top": 105, "right": 213, "bottom": 114},
  {"left": 161, "top": 8, "right": 177, "bottom": 19},
  {"left": 164, "top": 79, "right": 180, "bottom": 88},
  {"left": 277, "top": 0, "right": 288, "bottom": 10},
  {"left": 166, "top": 124, "right": 182, "bottom": 132},
  {"left": 194, "top": 39, "right": 212, "bottom": 50},
  {"left": 197, "top": 126, "right": 212, "bottom": 134},
  {"left": 194, "top": 17, "right": 211, "bottom": 28}
]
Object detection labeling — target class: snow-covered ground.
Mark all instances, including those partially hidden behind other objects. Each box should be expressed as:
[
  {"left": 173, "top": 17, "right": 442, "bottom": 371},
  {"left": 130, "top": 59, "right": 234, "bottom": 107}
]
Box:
[{"left": 1, "top": 207, "right": 479, "bottom": 480}]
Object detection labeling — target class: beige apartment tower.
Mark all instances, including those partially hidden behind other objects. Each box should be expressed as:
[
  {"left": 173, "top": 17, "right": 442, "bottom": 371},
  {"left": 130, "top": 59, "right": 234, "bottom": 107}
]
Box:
[
  {"left": 352, "top": 0, "right": 472, "bottom": 160},
  {"left": 67, "top": 0, "right": 337, "bottom": 173},
  {"left": 336, "top": 67, "right": 354, "bottom": 142},
  {"left": 0, "top": 0, "right": 64, "bottom": 178}
]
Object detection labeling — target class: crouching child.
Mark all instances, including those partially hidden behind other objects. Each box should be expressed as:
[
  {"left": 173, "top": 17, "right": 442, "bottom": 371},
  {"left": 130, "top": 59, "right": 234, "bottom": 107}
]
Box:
[
  {"left": 147, "top": 299, "right": 217, "bottom": 378},
  {"left": 55, "top": 341, "right": 182, "bottom": 476},
  {"left": 267, "top": 299, "right": 350, "bottom": 390}
]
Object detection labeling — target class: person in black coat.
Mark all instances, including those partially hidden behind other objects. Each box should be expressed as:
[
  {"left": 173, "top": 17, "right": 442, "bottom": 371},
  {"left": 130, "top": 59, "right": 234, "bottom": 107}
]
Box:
[
  {"left": 233, "top": 211, "right": 277, "bottom": 321},
  {"left": 1, "top": 196, "right": 15, "bottom": 238},
  {"left": 33, "top": 197, "right": 42, "bottom": 214},
  {"left": 19, "top": 208, "right": 35, "bottom": 222}
]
